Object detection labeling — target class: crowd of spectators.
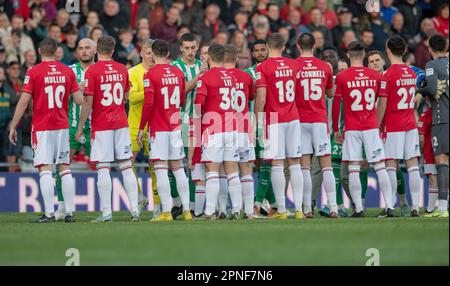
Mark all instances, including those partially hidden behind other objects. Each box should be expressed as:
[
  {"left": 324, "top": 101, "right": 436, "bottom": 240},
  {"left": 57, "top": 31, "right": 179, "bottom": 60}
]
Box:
[{"left": 0, "top": 0, "right": 448, "bottom": 170}]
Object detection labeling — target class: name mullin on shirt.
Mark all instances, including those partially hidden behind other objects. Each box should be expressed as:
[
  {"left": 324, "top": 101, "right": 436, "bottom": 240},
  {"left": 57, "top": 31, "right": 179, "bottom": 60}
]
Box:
[{"left": 44, "top": 69, "right": 65, "bottom": 84}]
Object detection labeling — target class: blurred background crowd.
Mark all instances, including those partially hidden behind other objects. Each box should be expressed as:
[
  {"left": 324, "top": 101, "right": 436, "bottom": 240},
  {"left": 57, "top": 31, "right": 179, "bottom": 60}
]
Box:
[{"left": 0, "top": 0, "right": 448, "bottom": 171}]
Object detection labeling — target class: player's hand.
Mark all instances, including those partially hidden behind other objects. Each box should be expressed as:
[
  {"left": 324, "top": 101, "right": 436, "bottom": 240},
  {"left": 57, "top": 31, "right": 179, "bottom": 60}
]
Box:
[
  {"left": 137, "top": 130, "right": 144, "bottom": 149},
  {"left": 79, "top": 81, "right": 85, "bottom": 94},
  {"left": 188, "top": 158, "right": 194, "bottom": 170},
  {"left": 8, "top": 126, "right": 17, "bottom": 146},
  {"left": 334, "top": 132, "right": 343, "bottom": 144},
  {"left": 436, "top": 80, "right": 447, "bottom": 99},
  {"left": 75, "top": 127, "right": 83, "bottom": 142},
  {"left": 200, "top": 63, "right": 208, "bottom": 74}
]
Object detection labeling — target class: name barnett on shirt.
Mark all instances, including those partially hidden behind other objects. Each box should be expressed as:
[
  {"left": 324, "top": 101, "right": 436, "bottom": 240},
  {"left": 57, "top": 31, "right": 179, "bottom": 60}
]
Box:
[{"left": 346, "top": 73, "right": 378, "bottom": 88}]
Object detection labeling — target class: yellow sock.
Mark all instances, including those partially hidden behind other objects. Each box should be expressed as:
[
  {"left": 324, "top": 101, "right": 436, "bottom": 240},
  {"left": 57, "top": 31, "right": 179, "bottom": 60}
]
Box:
[
  {"left": 149, "top": 162, "right": 161, "bottom": 205},
  {"left": 132, "top": 163, "right": 142, "bottom": 194}
]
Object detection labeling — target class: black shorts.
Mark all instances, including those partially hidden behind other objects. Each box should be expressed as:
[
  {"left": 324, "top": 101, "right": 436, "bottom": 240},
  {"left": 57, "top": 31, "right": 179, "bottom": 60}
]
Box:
[{"left": 432, "top": 123, "right": 449, "bottom": 156}]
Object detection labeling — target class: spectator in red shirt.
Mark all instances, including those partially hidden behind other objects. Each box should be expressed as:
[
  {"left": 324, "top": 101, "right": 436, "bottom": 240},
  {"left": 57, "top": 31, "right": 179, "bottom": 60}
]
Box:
[
  {"left": 432, "top": 3, "right": 449, "bottom": 37},
  {"left": 255, "top": 0, "right": 269, "bottom": 16},
  {"left": 280, "top": 0, "right": 305, "bottom": 22},
  {"left": 304, "top": 0, "right": 338, "bottom": 29}
]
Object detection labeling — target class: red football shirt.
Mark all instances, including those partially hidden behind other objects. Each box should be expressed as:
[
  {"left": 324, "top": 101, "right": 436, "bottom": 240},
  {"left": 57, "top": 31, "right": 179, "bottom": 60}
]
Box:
[
  {"left": 195, "top": 67, "right": 237, "bottom": 134},
  {"left": 84, "top": 60, "right": 130, "bottom": 131},
  {"left": 255, "top": 57, "right": 301, "bottom": 125},
  {"left": 229, "top": 67, "right": 254, "bottom": 134},
  {"left": 140, "top": 64, "right": 186, "bottom": 134},
  {"left": 333, "top": 66, "right": 383, "bottom": 132},
  {"left": 22, "top": 61, "right": 79, "bottom": 132},
  {"left": 418, "top": 108, "right": 434, "bottom": 164},
  {"left": 379, "top": 64, "right": 417, "bottom": 132},
  {"left": 295, "top": 56, "right": 333, "bottom": 123}
]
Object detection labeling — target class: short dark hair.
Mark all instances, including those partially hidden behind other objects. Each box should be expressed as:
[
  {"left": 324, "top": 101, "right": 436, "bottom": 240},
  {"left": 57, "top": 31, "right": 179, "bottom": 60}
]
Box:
[
  {"left": 119, "top": 28, "right": 132, "bottom": 36},
  {"left": 347, "top": 41, "right": 365, "bottom": 58},
  {"left": 366, "top": 50, "right": 384, "bottom": 61},
  {"left": 251, "top": 40, "right": 266, "bottom": 52},
  {"left": 361, "top": 29, "right": 374, "bottom": 36},
  {"left": 402, "top": 51, "right": 412, "bottom": 63},
  {"left": 267, "top": 3, "right": 278, "bottom": 11},
  {"left": 429, "top": 34, "right": 447, "bottom": 53},
  {"left": 152, "top": 39, "right": 170, "bottom": 58},
  {"left": 224, "top": 44, "right": 238, "bottom": 63},
  {"left": 386, "top": 36, "right": 407, "bottom": 57},
  {"left": 179, "top": 33, "right": 196, "bottom": 45},
  {"left": 267, "top": 33, "right": 286, "bottom": 50},
  {"left": 297, "top": 33, "right": 315, "bottom": 51},
  {"left": 208, "top": 44, "right": 225, "bottom": 63},
  {"left": 97, "top": 35, "right": 116, "bottom": 55},
  {"left": 39, "top": 38, "right": 58, "bottom": 57}
]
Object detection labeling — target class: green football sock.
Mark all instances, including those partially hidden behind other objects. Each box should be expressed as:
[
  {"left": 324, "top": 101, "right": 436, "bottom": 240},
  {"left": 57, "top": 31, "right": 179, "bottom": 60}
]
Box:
[
  {"left": 265, "top": 183, "right": 276, "bottom": 206},
  {"left": 255, "top": 162, "right": 271, "bottom": 205},
  {"left": 396, "top": 169, "right": 407, "bottom": 205},
  {"left": 397, "top": 169, "right": 406, "bottom": 195},
  {"left": 360, "top": 170, "right": 368, "bottom": 199},
  {"left": 169, "top": 171, "right": 179, "bottom": 198},
  {"left": 332, "top": 160, "right": 343, "bottom": 206},
  {"left": 56, "top": 172, "right": 64, "bottom": 202}
]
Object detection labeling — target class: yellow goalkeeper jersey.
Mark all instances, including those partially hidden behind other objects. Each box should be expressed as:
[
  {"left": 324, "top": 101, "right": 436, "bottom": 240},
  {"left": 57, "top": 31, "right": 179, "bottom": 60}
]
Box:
[{"left": 128, "top": 63, "right": 147, "bottom": 132}]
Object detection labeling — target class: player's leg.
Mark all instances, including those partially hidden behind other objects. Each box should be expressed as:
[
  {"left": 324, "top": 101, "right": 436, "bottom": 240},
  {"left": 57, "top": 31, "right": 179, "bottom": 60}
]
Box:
[
  {"left": 311, "top": 156, "right": 323, "bottom": 212},
  {"left": 424, "top": 171, "right": 439, "bottom": 216},
  {"left": 114, "top": 128, "right": 139, "bottom": 219},
  {"left": 90, "top": 130, "right": 115, "bottom": 222},
  {"left": 185, "top": 147, "right": 196, "bottom": 211},
  {"left": 223, "top": 160, "right": 242, "bottom": 220},
  {"left": 56, "top": 164, "right": 75, "bottom": 222},
  {"left": 240, "top": 162, "right": 255, "bottom": 218},
  {"left": 224, "top": 131, "right": 242, "bottom": 219},
  {"left": 204, "top": 162, "right": 221, "bottom": 218},
  {"left": 300, "top": 155, "right": 312, "bottom": 217},
  {"left": 130, "top": 128, "right": 148, "bottom": 206},
  {"left": 396, "top": 168, "right": 410, "bottom": 216},
  {"left": 38, "top": 165, "right": 57, "bottom": 222},
  {"left": 168, "top": 130, "right": 191, "bottom": 220},
  {"left": 360, "top": 160, "right": 369, "bottom": 206},
  {"left": 435, "top": 154, "right": 449, "bottom": 216},
  {"left": 217, "top": 165, "right": 229, "bottom": 218},
  {"left": 169, "top": 159, "right": 192, "bottom": 221},
  {"left": 431, "top": 123, "right": 449, "bottom": 217},
  {"left": 404, "top": 129, "right": 422, "bottom": 216},
  {"left": 364, "top": 129, "right": 394, "bottom": 216},
  {"left": 314, "top": 122, "right": 337, "bottom": 217},
  {"left": 285, "top": 120, "right": 304, "bottom": 219},
  {"left": 192, "top": 161, "right": 206, "bottom": 217}
]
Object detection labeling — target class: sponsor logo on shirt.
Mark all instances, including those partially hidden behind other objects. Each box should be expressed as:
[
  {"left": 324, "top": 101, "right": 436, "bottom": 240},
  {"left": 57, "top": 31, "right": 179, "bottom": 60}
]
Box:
[
  {"left": 426, "top": 68, "right": 434, "bottom": 76},
  {"left": 24, "top": 76, "right": 30, "bottom": 84},
  {"left": 255, "top": 72, "right": 261, "bottom": 80},
  {"left": 197, "top": 80, "right": 202, "bottom": 88},
  {"left": 143, "top": 79, "right": 150, "bottom": 87}
]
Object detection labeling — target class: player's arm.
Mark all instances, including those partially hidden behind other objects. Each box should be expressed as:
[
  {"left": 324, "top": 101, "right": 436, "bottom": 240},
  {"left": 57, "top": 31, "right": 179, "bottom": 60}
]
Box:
[
  {"left": 8, "top": 92, "right": 32, "bottom": 145},
  {"left": 76, "top": 96, "right": 93, "bottom": 141},
  {"left": 376, "top": 77, "right": 389, "bottom": 127},
  {"left": 325, "top": 64, "right": 335, "bottom": 98},
  {"left": 376, "top": 97, "right": 388, "bottom": 126},
  {"left": 331, "top": 95, "right": 342, "bottom": 144},
  {"left": 128, "top": 69, "right": 144, "bottom": 105},
  {"left": 72, "top": 90, "right": 84, "bottom": 105},
  {"left": 254, "top": 87, "right": 267, "bottom": 140},
  {"left": 332, "top": 75, "right": 343, "bottom": 143},
  {"left": 137, "top": 76, "right": 154, "bottom": 146},
  {"left": 417, "top": 63, "right": 439, "bottom": 98}
]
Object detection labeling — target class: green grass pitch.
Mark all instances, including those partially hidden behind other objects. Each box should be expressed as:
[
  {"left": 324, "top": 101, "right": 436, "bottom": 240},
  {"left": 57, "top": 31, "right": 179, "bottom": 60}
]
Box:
[{"left": 0, "top": 210, "right": 448, "bottom": 266}]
